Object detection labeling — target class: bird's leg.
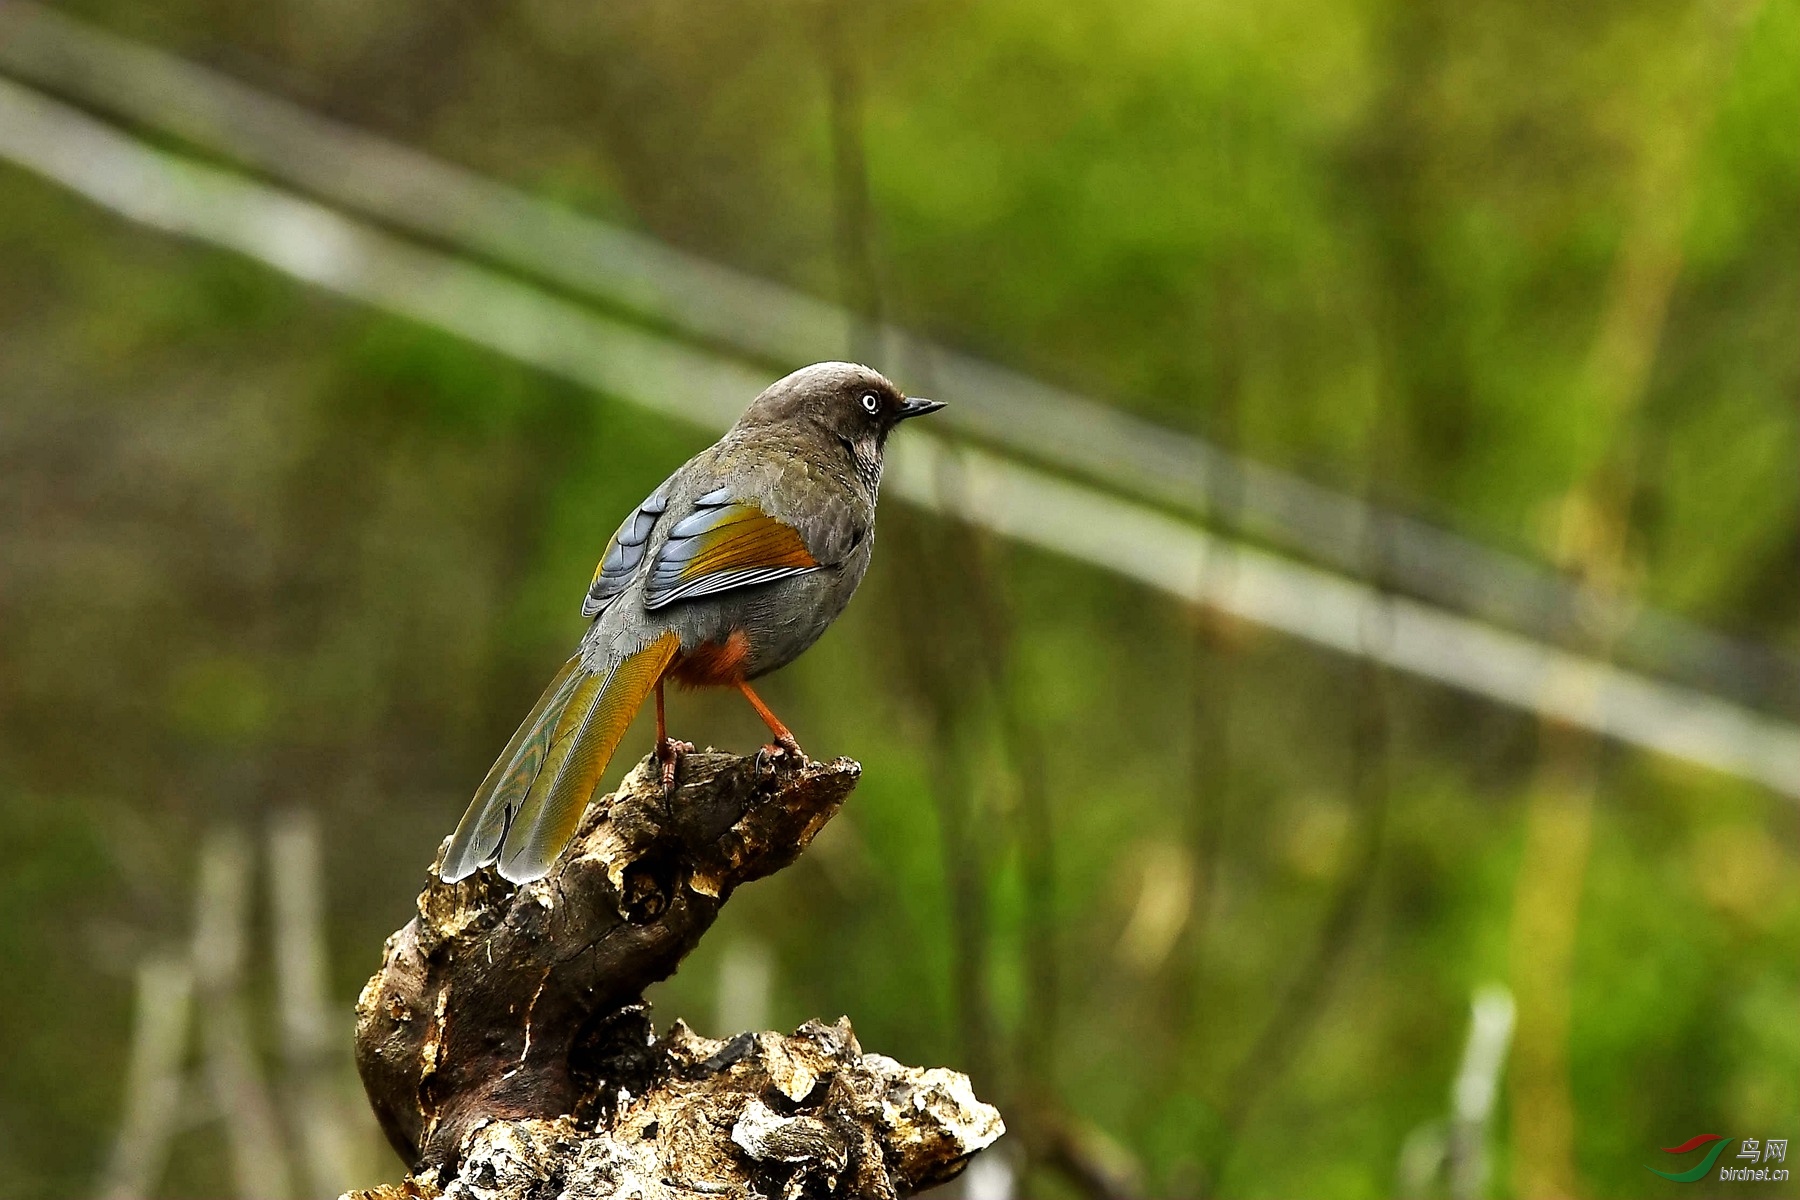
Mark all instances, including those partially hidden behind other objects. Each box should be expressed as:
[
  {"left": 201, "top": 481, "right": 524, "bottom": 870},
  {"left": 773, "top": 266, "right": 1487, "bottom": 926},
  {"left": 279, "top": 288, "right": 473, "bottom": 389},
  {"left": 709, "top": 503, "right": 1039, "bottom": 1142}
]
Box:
[
  {"left": 653, "top": 678, "right": 692, "bottom": 791},
  {"left": 737, "top": 681, "right": 805, "bottom": 762}
]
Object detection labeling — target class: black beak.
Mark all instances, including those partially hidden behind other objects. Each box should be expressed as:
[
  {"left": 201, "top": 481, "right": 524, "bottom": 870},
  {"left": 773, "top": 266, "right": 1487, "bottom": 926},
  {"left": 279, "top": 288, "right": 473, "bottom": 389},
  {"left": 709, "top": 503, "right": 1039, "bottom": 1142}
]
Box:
[{"left": 896, "top": 396, "right": 946, "bottom": 421}]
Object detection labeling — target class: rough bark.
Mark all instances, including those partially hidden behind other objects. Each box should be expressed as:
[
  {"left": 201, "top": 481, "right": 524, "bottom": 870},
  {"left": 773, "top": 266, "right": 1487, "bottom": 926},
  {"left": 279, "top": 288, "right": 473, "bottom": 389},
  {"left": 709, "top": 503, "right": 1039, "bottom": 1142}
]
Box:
[{"left": 347, "top": 750, "right": 1002, "bottom": 1200}]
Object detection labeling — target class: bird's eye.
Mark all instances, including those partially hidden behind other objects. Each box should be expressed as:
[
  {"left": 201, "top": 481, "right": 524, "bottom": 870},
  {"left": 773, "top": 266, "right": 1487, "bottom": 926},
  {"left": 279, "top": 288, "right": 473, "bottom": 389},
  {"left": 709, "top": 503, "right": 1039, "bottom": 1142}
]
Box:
[{"left": 859, "top": 392, "right": 881, "bottom": 415}]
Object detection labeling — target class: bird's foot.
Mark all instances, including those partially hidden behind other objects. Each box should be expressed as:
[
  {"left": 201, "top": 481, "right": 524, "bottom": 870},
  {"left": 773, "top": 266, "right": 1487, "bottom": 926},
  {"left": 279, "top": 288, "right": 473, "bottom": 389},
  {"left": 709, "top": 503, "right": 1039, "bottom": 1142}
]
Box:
[
  {"left": 655, "top": 737, "right": 695, "bottom": 791},
  {"left": 753, "top": 736, "right": 806, "bottom": 779}
]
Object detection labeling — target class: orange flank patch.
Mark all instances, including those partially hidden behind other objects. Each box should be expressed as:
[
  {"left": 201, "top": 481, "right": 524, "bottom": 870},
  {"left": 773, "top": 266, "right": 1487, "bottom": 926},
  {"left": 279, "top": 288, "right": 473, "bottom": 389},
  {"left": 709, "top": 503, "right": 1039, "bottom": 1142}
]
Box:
[
  {"left": 680, "top": 510, "right": 817, "bottom": 580},
  {"left": 671, "top": 629, "right": 752, "bottom": 688}
]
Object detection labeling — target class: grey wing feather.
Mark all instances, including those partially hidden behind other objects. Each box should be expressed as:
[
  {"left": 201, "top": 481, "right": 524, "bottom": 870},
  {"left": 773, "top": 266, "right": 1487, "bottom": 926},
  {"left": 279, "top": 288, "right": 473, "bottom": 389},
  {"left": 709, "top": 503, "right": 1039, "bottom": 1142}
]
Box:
[{"left": 582, "top": 482, "right": 670, "bottom": 618}]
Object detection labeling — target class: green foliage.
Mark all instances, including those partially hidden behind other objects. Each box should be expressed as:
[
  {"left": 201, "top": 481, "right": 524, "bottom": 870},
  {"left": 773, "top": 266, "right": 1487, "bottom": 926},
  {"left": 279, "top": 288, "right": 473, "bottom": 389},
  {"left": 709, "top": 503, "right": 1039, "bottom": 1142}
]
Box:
[{"left": 0, "top": 1, "right": 1795, "bottom": 1197}]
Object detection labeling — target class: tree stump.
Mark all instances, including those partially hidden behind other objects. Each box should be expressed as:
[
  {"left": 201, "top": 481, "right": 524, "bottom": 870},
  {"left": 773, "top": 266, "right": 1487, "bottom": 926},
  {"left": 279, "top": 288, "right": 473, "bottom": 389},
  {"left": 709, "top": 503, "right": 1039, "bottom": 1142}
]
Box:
[{"left": 346, "top": 750, "right": 1003, "bottom": 1199}]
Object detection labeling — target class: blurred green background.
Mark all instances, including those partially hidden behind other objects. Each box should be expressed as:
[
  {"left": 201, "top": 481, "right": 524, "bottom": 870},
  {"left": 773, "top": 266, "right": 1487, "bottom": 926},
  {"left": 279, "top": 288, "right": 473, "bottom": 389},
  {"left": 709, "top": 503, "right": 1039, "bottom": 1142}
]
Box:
[{"left": 0, "top": 0, "right": 1795, "bottom": 1197}]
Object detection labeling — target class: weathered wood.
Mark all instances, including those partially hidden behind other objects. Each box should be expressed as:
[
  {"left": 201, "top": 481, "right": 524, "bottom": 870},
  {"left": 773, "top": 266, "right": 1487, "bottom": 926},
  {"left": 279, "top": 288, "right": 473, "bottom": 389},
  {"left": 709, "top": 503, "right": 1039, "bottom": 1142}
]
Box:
[{"left": 348, "top": 750, "right": 1002, "bottom": 1199}]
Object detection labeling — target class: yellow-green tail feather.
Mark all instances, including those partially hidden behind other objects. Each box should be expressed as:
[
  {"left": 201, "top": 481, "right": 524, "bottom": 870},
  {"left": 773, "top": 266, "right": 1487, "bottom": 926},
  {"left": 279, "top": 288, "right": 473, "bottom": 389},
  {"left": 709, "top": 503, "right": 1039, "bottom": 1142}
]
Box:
[
  {"left": 440, "top": 653, "right": 583, "bottom": 882},
  {"left": 440, "top": 633, "right": 679, "bottom": 884}
]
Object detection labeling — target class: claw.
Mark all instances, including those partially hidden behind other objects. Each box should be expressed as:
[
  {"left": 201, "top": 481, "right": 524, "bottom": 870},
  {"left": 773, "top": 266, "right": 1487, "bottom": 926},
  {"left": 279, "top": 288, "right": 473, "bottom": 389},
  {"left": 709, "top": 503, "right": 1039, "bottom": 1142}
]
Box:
[{"left": 753, "top": 737, "right": 805, "bottom": 783}]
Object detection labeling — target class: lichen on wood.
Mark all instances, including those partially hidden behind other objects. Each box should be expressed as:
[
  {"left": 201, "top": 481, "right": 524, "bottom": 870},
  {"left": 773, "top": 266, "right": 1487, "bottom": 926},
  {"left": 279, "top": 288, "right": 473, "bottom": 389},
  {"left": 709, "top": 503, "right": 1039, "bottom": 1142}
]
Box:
[{"left": 345, "top": 749, "right": 1002, "bottom": 1199}]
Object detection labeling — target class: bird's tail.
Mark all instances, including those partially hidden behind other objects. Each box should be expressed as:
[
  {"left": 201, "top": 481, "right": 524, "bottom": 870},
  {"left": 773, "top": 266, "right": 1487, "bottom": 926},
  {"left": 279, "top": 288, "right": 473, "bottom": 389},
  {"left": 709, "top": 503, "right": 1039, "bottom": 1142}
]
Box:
[{"left": 440, "top": 631, "right": 680, "bottom": 883}]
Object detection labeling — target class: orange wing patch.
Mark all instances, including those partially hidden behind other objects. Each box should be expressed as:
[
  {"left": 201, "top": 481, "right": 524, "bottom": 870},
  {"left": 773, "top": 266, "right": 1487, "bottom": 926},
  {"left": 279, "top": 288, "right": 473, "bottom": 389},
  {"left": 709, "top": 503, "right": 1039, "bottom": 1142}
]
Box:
[
  {"left": 644, "top": 497, "right": 820, "bottom": 610},
  {"left": 680, "top": 508, "right": 817, "bottom": 577}
]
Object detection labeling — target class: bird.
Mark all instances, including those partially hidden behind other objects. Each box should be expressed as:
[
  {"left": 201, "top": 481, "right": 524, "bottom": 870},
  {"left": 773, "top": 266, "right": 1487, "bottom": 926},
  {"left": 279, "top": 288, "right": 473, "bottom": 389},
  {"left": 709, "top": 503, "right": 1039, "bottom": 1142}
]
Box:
[{"left": 439, "top": 362, "right": 944, "bottom": 884}]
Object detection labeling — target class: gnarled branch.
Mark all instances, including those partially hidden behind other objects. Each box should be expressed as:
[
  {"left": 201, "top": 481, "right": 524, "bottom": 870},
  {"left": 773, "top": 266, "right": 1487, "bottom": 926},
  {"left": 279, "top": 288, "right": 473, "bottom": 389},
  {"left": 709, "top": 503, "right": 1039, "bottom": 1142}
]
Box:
[{"left": 346, "top": 750, "right": 1002, "bottom": 1199}]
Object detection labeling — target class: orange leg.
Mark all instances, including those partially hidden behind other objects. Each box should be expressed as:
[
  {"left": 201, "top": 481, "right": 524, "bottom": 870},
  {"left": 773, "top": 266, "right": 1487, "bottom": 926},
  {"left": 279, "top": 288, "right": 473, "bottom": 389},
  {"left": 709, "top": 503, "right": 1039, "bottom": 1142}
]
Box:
[
  {"left": 736, "top": 681, "right": 804, "bottom": 760},
  {"left": 653, "top": 678, "right": 693, "bottom": 790}
]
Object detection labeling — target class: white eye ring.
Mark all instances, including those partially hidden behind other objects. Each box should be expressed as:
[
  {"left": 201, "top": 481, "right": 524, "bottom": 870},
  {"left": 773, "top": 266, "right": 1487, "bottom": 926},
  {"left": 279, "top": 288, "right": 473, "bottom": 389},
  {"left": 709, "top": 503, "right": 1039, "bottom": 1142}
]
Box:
[{"left": 859, "top": 391, "right": 881, "bottom": 415}]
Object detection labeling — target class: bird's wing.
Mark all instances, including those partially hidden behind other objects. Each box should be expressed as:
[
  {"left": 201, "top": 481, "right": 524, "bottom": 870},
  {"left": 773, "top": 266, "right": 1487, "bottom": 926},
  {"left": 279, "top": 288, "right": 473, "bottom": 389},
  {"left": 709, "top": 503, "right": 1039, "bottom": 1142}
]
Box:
[
  {"left": 642, "top": 486, "right": 820, "bottom": 611},
  {"left": 582, "top": 481, "right": 672, "bottom": 619}
]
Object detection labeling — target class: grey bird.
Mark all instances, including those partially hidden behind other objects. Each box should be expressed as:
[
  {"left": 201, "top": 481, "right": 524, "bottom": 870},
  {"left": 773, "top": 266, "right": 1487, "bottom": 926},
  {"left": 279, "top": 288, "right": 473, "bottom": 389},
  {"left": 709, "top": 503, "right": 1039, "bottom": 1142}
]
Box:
[{"left": 440, "top": 362, "right": 943, "bottom": 884}]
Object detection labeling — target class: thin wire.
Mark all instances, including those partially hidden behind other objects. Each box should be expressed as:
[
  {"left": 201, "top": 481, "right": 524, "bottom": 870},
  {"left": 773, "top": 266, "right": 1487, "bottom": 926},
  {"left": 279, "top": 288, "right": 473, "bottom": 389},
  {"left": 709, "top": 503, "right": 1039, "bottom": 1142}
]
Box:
[
  {"left": 0, "top": 75, "right": 1793, "bottom": 799},
  {"left": 0, "top": 0, "right": 1789, "bottom": 713}
]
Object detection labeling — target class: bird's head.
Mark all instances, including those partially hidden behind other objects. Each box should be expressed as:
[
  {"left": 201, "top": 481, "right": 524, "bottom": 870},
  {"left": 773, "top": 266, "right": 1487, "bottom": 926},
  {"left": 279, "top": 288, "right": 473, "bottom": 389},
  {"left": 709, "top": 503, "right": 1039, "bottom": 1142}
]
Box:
[{"left": 742, "top": 362, "right": 944, "bottom": 459}]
